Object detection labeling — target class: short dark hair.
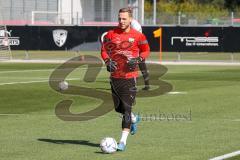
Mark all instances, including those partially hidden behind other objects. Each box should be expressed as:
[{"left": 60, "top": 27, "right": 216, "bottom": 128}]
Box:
[{"left": 118, "top": 7, "right": 132, "bottom": 17}]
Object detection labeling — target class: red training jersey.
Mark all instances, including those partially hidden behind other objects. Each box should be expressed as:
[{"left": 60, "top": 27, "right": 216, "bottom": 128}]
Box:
[{"left": 101, "top": 28, "right": 150, "bottom": 79}]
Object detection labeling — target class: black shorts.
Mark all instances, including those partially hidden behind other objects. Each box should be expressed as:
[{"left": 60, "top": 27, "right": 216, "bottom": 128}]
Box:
[{"left": 110, "top": 77, "right": 137, "bottom": 114}]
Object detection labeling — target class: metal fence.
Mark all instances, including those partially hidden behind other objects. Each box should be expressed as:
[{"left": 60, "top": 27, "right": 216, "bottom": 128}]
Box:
[
  {"left": 145, "top": 11, "right": 240, "bottom": 26},
  {"left": 0, "top": 0, "right": 58, "bottom": 25},
  {"left": 0, "top": 0, "right": 240, "bottom": 26},
  {"left": 0, "top": 0, "right": 144, "bottom": 25}
]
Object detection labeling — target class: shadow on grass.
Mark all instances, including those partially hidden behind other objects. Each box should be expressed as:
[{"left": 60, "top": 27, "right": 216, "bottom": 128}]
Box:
[
  {"left": 94, "top": 151, "right": 106, "bottom": 154},
  {"left": 37, "top": 138, "right": 99, "bottom": 148},
  {"left": 95, "top": 88, "right": 111, "bottom": 91}
]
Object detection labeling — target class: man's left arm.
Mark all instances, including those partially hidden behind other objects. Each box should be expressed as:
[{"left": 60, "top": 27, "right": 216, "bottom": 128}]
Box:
[
  {"left": 138, "top": 34, "right": 150, "bottom": 60},
  {"left": 127, "top": 34, "right": 150, "bottom": 70}
]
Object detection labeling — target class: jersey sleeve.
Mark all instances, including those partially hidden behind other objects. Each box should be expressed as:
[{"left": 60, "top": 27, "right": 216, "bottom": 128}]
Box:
[
  {"left": 131, "top": 19, "right": 142, "bottom": 33},
  {"left": 101, "top": 31, "right": 111, "bottom": 62},
  {"left": 138, "top": 34, "right": 150, "bottom": 60}
]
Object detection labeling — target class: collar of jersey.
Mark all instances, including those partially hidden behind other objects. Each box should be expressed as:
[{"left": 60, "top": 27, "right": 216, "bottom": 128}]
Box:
[{"left": 115, "top": 28, "right": 133, "bottom": 34}]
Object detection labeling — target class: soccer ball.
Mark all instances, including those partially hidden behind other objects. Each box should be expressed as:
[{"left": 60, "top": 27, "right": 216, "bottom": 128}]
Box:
[
  {"left": 100, "top": 137, "right": 118, "bottom": 154},
  {"left": 58, "top": 81, "right": 68, "bottom": 90}
]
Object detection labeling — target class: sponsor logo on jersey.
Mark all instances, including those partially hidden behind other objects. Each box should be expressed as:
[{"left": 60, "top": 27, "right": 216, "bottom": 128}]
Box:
[{"left": 129, "top": 38, "right": 135, "bottom": 43}]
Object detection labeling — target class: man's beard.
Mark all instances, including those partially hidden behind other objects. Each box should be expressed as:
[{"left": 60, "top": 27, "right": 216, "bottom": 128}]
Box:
[{"left": 119, "top": 24, "right": 130, "bottom": 30}]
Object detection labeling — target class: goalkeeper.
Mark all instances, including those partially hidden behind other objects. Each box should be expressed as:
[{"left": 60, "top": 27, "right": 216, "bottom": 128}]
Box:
[
  {"left": 101, "top": 19, "right": 150, "bottom": 90},
  {"left": 101, "top": 7, "right": 150, "bottom": 151}
]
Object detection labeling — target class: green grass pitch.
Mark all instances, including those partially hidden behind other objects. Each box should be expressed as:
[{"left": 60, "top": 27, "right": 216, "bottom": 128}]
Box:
[{"left": 0, "top": 51, "right": 240, "bottom": 160}]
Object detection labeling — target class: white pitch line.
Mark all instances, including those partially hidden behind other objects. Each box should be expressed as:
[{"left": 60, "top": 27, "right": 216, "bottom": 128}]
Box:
[
  {"left": 0, "top": 114, "right": 191, "bottom": 120},
  {"left": 0, "top": 67, "right": 94, "bottom": 74},
  {"left": 148, "top": 60, "right": 240, "bottom": 66},
  {"left": 167, "top": 91, "right": 188, "bottom": 95},
  {"left": 0, "top": 77, "right": 48, "bottom": 79},
  {"left": 3, "top": 59, "right": 240, "bottom": 66},
  {"left": 0, "top": 80, "right": 49, "bottom": 85},
  {"left": 0, "top": 113, "right": 103, "bottom": 117},
  {"left": 0, "top": 69, "right": 53, "bottom": 74},
  {"left": 209, "top": 150, "right": 240, "bottom": 160},
  {"left": 0, "top": 113, "right": 30, "bottom": 116},
  {"left": 232, "top": 119, "right": 240, "bottom": 122},
  {"left": 0, "top": 59, "right": 66, "bottom": 63},
  {"left": 0, "top": 78, "right": 80, "bottom": 86}
]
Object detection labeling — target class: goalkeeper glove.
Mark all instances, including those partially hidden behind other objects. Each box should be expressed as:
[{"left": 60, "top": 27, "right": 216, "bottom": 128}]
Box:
[
  {"left": 127, "top": 57, "right": 143, "bottom": 71},
  {"left": 105, "top": 59, "right": 117, "bottom": 72}
]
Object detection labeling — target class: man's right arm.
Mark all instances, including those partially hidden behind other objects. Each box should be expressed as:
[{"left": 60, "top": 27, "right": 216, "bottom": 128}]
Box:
[{"left": 101, "top": 31, "right": 117, "bottom": 72}]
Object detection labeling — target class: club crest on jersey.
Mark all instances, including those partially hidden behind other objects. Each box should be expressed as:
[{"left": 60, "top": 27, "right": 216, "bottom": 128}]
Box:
[
  {"left": 53, "top": 29, "right": 68, "bottom": 47},
  {"left": 129, "top": 38, "right": 135, "bottom": 43}
]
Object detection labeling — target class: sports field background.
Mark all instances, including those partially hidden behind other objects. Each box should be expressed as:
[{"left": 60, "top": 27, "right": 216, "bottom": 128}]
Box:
[
  {"left": 9, "top": 50, "right": 240, "bottom": 62},
  {"left": 1, "top": 51, "right": 240, "bottom": 160}
]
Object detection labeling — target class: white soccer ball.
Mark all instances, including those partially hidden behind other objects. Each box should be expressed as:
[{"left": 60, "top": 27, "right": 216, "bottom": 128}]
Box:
[
  {"left": 100, "top": 137, "right": 118, "bottom": 154},
  {"left": 58, "top": 81, "right": 68, "bottom": 90}
]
